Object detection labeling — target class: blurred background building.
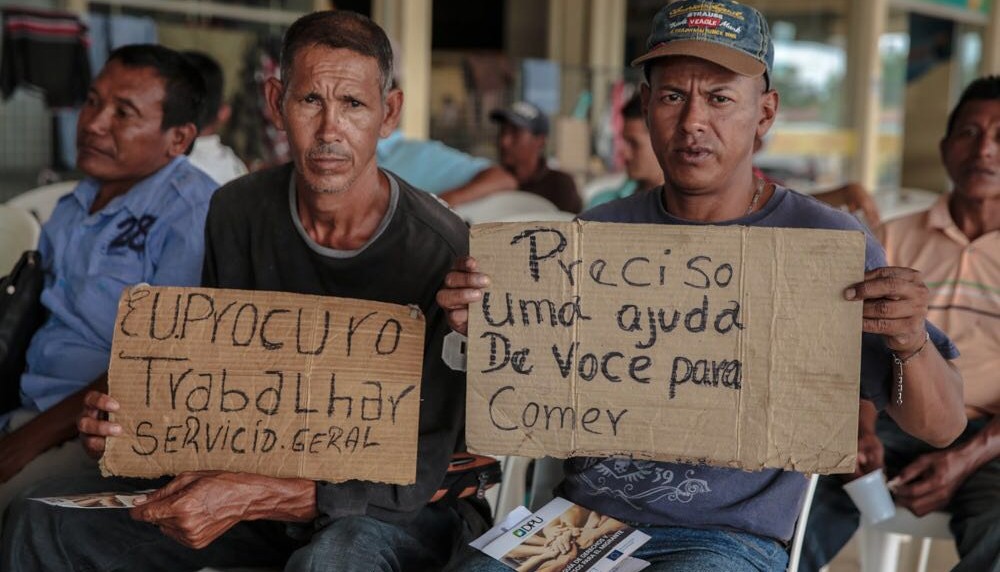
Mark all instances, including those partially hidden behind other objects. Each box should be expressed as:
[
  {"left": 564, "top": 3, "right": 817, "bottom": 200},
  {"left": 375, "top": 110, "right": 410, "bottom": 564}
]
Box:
[{"left": 1, "top": 0, "right": 998, "bottom": 207}]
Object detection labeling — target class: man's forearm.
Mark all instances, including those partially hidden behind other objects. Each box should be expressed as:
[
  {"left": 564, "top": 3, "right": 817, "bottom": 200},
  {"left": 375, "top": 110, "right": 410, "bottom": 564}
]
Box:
[
  {"left": 956, "top": 415, "right": 1000, "bottom": 469},
  {"left": 887, "top": 349, "right": 965, "bottom": 447},
  {"left": 14, "top": 374, "right": 107, "bottom": 452},
  {"left": 243, "top": 474, "right": 317, "bottom": 522},
  {"left": 859, "top": 399, "right": 878, "bottom": 434},
  {"left": 439, "top": 166, "right": 517, "bottom": 206}
]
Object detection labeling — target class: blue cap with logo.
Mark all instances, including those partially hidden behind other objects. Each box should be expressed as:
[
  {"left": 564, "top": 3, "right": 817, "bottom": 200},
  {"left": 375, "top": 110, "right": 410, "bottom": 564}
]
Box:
[
  {"left": 489, "top": 101, "right": 550, "bottom": 136},
  {"left": 632, "top": 0, "right": 774, "bottom": 88}
]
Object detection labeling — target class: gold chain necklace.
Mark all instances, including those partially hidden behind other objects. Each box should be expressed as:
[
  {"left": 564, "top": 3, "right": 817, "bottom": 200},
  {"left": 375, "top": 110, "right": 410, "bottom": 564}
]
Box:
[{"left": 745, "top": 177, "right": 765, "bottom": 216}]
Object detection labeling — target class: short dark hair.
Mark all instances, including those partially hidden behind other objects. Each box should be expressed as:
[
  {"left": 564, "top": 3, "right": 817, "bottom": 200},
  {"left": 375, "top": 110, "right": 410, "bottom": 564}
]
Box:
[
  {"left": 946, "top": 75, "right": 1000, "bottom": 136},
  {"left": 107, "top": 44, "right": 205, "bottom": 131},
  {"left": 622, "top": 92, "right": 643, "bottom": 120},
  {"left": 182, "top": 51, "right": 224, "bottom": 130},
  {"left": 280, "top": 10, "right": 393, "bottom": 98}
]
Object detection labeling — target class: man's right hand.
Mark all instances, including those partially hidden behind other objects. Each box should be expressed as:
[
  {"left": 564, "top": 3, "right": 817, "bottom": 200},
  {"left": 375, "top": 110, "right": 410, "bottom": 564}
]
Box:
[
  {"left": 852, "top": 430, "right": 885, "bottom": 480},
  {"left": 435, "top": 256, "right": 490, "bottom": 334},
  {"left": 77, "top": 390, "right": 122, "bottom": 459}
]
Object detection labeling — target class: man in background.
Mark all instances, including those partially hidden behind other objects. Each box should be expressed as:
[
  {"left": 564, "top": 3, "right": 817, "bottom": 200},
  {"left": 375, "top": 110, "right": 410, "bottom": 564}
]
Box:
[
  {"left": 589, "top": 92, "right": 663, "bottom": 207},
  {"left": 183, "top": 50, "right": 249, "bottom": 185},
  {"left": 799, "top": 76, "right": 1000, "bottom": 572},
  {"left": 488, "top": 100, "right": 582, "bottom": 213},
  {"left": 0, "top": 44, "right": 215, "bottom": 528}
]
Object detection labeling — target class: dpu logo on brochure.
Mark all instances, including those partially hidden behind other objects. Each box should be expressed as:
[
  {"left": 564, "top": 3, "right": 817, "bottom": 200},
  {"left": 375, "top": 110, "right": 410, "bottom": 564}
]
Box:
[{"left": 511, "top": 516, "right": 544, "bottom": 537}]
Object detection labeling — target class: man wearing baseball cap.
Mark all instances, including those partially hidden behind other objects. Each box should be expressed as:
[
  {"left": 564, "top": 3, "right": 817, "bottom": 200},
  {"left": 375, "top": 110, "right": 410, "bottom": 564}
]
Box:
[
  {"left": 442, "top": 1, "right": 965, "bottom": 570},
  {"left": 488, "top": 101, "right": 582, "bottom": 213}
]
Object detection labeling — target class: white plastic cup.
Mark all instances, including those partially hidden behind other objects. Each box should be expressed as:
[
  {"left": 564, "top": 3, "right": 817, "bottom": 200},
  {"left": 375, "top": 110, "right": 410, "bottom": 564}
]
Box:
[{"left": 843, "top": 468, "right": 896, "bottom": 525}]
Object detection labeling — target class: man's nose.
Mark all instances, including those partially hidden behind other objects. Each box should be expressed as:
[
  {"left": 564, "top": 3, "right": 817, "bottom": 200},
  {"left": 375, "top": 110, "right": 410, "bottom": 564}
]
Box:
[
  {"left": 317, "top": 106, "right": 344, "bottom": 142},
  {"left": 976, "top": 130, "right": 999, "bottom": 159},
  {"left": 80, "top": 105, "right": 112, "bottom": 135},
  {"left": 678, "top": 98, "right": 708, "bottom": 134}
]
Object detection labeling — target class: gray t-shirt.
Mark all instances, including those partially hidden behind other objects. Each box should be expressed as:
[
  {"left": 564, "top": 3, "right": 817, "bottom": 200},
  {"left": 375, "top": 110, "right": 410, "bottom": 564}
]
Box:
[{"left": 559, "top": 186, "right": 958, "bottom": 542}]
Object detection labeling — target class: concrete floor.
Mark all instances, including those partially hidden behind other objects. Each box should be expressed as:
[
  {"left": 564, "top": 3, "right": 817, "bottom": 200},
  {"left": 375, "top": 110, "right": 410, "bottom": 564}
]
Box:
[{"left": 825, "top": 532, "right": 959, "bottom": 572}]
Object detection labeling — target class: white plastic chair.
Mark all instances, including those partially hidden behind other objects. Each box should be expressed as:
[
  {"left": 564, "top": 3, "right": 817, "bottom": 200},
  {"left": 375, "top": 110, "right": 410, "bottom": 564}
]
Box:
[
  {"left": 859, "top": 508, "right": 953, "bottom": 572},
  {"left": 581, "top": 172, "right": 628, "bottom": 205},
  {"left": 452, "top": 190, "right": 567, "bottom": 224},
  {"left": 787, "top": 474, "right": 820, "bottom": 572},
  {"left": 0, "top": 205, "right": 42, "bottom": 273},
  {"left": 491, "top": 455, "right": 533, "bottom": 520},
  {"left": 6, "top": 180, "right": 76, "bottom": 224}
]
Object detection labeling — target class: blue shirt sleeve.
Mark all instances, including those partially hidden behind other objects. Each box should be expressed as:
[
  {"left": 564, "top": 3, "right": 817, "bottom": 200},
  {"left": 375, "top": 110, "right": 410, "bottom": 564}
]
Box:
[
  {"left": 148, "top": 201, "right": 210, "bottom": 287},
  {"left": 377, "top": 138, "right": 491, "bottom": 194}
]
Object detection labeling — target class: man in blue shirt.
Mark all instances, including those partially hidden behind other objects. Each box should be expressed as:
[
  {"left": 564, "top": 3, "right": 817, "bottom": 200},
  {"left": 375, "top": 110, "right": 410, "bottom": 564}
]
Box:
[
  {"left": 0, "top": 44, "right": 217, "bottom": 525},
  {"left": 377, "top": 129, "right": 518, "bottom": 206},
  {"left": 439, "top": 1, "right": 966, "bottom": 570}
]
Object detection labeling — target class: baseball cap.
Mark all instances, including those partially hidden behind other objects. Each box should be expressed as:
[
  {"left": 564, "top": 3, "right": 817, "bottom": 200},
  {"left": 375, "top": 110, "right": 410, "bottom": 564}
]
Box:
[
  {"left": 632, "top": 0, "right": 774, "bottom": 88},
  {"left": 489, "top": 101, "right": 549, "bottom": 135}
]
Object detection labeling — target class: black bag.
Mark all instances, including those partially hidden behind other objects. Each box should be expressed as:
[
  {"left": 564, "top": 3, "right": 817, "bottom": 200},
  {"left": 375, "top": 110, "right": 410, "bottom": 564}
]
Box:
[
  {"left": 431, "top": 453, "right": 503, "bottom": 504},
  {"left": 0, "top": 250, "right": 46, "bottom": 414}
]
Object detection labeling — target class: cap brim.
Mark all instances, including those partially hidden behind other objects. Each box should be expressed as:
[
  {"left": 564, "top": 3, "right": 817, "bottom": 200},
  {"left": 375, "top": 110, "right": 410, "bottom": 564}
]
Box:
[
  {"left": 630, "top": 40, "right": 765, "bottom": 78},
  {"left": 490, "top": 110, "right": 535, "bottom": 132}
]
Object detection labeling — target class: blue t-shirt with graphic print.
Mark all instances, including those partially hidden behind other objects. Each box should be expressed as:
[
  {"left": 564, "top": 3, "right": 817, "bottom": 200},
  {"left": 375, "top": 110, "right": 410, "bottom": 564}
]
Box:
[{"left": 559, "top": 186, "right": 958, "bottom": 543}]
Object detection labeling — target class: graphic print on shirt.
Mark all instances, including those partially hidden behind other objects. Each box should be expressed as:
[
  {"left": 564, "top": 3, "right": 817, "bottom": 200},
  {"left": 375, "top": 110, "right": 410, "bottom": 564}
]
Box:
[
  {"left": 108, "top": 215, "right": 157, "bottom": 254},
  {"left": 574, "top": 458, "right": 711, "bottom": 509}
]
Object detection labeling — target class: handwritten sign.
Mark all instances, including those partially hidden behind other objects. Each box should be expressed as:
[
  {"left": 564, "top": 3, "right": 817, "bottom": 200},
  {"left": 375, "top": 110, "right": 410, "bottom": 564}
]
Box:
[
  {"left": 467, "top": 222, "right": 866, "bottom": 473},
  {"left": 102, "top": 286, "right": 424, "bottom": 484}
]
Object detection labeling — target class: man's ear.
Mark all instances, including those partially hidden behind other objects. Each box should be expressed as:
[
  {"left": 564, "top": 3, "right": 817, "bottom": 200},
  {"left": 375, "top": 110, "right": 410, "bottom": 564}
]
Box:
[
  {"left": 216, "top": 103, "right": 232, "bottom": 127},
  {"left": 166, "top": 122, "right": 198, "bottom": 158},
  {"left": 264, "top": 76, "right": 287, "bottom": 132},
  {"left": 640, "top": 83, "right": 651, "bottom": 130},
  {"left": 379, "top": 88, "right": 403, "bottom": 138},
  {"left": 756, "top": 89, "right": 779, "bottom": 141}
]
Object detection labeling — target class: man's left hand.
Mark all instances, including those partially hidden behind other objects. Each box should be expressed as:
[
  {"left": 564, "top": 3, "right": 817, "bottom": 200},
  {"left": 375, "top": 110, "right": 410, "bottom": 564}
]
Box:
[
  {"left": 845, "top": 267, "right": 930, "bottom": 353},
  {"left": 130, "top": 471, "right": 246, "bottom": 549},
  {"left": 131, "top": 471, "right": 315, "bottom": 549},
  {"left": 891, "top": 448, "right": 975, "bottom": 516}
]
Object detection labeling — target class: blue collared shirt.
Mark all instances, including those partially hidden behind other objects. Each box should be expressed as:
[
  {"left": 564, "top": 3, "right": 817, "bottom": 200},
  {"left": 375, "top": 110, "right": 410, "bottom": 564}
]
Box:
[
  {"left": 376, "top": 130, "right": 491, "bottom": 194},
  {"left": 17, "top": 156, "right": 218, "bottom": 414}
]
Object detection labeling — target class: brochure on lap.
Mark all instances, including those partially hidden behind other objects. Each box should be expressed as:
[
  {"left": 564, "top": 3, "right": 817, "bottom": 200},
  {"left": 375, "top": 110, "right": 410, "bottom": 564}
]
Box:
[
  {"left": 30, "top": 490, "right": 153, "bottom": 509},
  {"left": 474, "top": 497, "right": 650, "bottom": 571}
]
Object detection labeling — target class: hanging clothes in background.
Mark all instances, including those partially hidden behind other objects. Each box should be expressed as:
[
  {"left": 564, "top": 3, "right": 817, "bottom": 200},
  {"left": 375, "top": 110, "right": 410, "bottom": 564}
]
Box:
[
  {"left": 463, "top": 53, "right": 513, "bottom": 132},
  {"left": 225, "top": 37, "right": 289, "bottom": 169},
  {"left": 520, "top": 59, "right": 560, "bottom": 117},
  {"left": 53, "top": 12, "right": 158, "bottom": 170},
  {"left": 0, "top": 7, "right": 91, "bottom": 108}
]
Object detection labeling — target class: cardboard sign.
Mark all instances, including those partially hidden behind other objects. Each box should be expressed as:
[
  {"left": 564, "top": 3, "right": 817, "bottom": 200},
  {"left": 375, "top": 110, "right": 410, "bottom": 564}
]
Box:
[
  {"left": 467, "top": 222, "right": 866, "bottom": 473},
  {"left": 102, "top": 286, "right": 425, "bottom": 484}
]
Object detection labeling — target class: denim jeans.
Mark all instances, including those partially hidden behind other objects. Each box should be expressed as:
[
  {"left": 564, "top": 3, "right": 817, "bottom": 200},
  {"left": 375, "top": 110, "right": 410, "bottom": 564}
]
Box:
[
  {"left": 448, "top": 524, "right": 788, "bottom": 571},
  {"left": 1, "top": 472, "right": 469, "bottom": 572},
  {"left": 797, "top": 415, "right": 1000, "bottom": 572}
]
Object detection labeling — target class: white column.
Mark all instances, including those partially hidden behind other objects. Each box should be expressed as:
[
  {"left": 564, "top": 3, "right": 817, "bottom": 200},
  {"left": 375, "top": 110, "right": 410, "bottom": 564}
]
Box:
[
  {"left": 587, "top": 0, "right": 626, "bottom": 124},
  {"left": 372, "top": 0, "right": 432, "bottom": 139},
  {"left": 64, "top": 0, "right": 88, "bottom": 14},
  {"left": 984, "top": 1, "right": 1000, "bottom": 74},
  {"left": 847, "top": 0, "right": 889, "bottom": 191}
]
